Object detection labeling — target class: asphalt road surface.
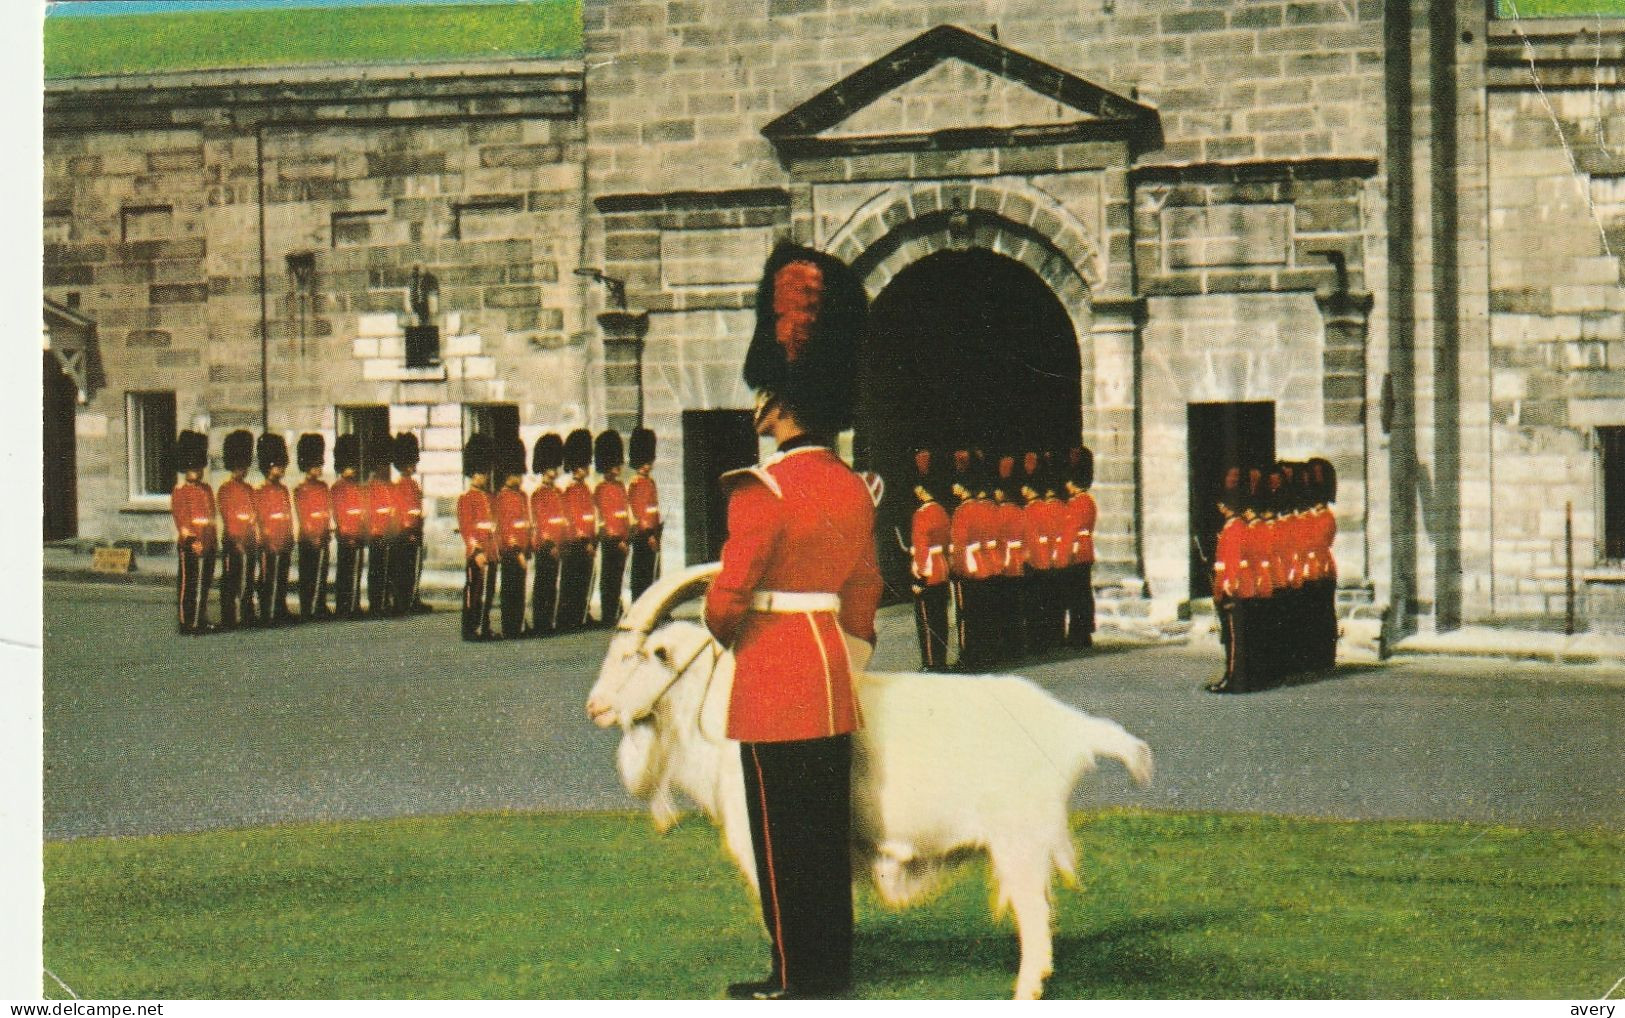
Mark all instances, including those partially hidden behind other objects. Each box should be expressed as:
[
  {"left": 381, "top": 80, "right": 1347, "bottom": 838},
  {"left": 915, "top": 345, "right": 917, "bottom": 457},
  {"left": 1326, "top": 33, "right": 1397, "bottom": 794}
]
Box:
[{"left": 43, "top": 580, "right": 1625, "bottom": 840}]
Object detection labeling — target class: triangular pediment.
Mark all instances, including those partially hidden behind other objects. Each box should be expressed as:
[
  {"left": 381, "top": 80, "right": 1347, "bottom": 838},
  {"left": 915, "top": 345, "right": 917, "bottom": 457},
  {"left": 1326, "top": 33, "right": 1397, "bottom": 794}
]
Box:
[{"left": 762, "top": 25, "right": 1160, "bottom": 159}]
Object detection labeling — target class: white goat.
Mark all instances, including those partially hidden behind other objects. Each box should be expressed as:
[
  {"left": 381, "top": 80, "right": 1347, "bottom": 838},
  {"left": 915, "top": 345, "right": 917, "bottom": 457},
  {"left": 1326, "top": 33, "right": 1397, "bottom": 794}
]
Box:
[{"left": 586, "top": 563, "right": 1154, "bottom": 1000}]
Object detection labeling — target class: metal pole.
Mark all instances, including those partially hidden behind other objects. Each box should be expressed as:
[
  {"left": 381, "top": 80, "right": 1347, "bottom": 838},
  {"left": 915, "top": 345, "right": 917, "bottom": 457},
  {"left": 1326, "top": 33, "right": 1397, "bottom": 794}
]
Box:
[
  {"left": 255, "top": 124, "right": 270, "bottom": 432},
  {"left": 1565, "top": 501, "right": 1575, "bottom": 636}
]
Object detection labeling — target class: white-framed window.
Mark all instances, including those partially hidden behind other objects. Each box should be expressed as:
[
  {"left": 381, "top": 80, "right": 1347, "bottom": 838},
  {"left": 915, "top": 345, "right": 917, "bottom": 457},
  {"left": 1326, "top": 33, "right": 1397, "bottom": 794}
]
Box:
[{"left": 125, "top": 391, "right": 176, "bottom": 501}]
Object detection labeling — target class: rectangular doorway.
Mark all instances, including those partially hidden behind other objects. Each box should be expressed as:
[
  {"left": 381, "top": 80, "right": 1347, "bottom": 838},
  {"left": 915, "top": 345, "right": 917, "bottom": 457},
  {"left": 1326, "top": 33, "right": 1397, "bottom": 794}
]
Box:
[
  {"left": 1187, "top": 401, "right": 1275, "bottom": 600},
  {"left": 682, "top": 409, "right": 757, "bottom": 566}
]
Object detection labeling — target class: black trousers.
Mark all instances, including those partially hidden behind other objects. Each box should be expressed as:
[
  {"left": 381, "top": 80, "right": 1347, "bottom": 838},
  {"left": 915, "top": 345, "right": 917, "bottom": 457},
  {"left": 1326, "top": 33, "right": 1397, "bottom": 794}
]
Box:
[
  {"left": 629, "top": 534, "right": 658, "bottom": 604},
  {"left": 462, "top": 554, "right": 496, "bottom": 639},
  {"left": 740, "top": 735, "right": 853, "bottom": 995},
  {"left": 953, "top": 577, "right": 988, "bottom": 669},
  {"left": 1025, "top": 567, "right": 1060, "bottom": 651},
  {"left": 599, "top": 540, "right": 628, "bottom": 628},
  {"left": 258, "top": 549, "right": 293, "bottom": 624},
  {"left": 913, "top": 582, "right": 951, "bottom": 672},
  {"left": 1066, "top": 563, "right": 1095, "bottom": 647},
  {"left": 335, "top": 537, "right": 365, "bottom": 617},
  {"left": 499, "top": 550, "right": 528, "bottom": 638},
  {"left": 176, "top": 545, "right": 215, "bottom": 633},
  {"left": 988, "top": 574, "right": 1027, "bottom": 663},
  {"left": 1219, "top": 598, "right": 1251, "bottom": 691},
  {"left": 367, "top": 536, "right": 393, "bottom": 616},
  {"left": 556, "top": 543, "right": 594, "bottom": 631},
  {"left": 297, "top": 539, "right": 330, "bottom": 619},
  {"left": 390, "top": 533, "right": 422, "bottom": 615},
  {"left": 219, "top": 543, "right": 258, "bottom": 627},
  {"left": 530, "top": 549, "right": 560, "bottom": 635}
]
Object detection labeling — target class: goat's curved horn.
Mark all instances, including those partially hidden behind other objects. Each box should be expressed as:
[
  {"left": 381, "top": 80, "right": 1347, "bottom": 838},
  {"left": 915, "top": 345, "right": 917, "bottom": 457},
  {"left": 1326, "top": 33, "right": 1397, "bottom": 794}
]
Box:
[{"left": 619, "top": 561, "right": 723, "bottom": 635}]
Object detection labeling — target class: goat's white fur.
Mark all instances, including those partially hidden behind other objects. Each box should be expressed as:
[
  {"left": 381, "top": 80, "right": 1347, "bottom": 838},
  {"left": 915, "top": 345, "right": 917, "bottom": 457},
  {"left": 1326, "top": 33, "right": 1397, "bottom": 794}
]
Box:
[{"left": 586, "top": 564, "right": 1154, "bottom": 1000}]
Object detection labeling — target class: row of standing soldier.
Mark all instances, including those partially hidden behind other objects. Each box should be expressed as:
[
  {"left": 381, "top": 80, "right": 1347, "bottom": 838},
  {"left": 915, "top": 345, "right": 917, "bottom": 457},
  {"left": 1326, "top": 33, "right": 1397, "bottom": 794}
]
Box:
[
  {"left": 171, "top": 428, "right": 428, "bottom": 634},
  {"left": 456, "top": 427, "right": 662, "bottom": 642},
  {"left": 909, "top": 446, "right": 1097, "bottom": 673},
  {"left": 1208, "top": 458, "right": 1339, "bottom": 693}
]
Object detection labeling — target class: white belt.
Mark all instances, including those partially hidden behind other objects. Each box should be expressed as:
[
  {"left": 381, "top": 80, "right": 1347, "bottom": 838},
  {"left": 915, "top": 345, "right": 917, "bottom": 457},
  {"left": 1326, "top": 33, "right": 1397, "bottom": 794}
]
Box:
[{"left": 751, "top": 591, "right": 840, "bottom": 613}]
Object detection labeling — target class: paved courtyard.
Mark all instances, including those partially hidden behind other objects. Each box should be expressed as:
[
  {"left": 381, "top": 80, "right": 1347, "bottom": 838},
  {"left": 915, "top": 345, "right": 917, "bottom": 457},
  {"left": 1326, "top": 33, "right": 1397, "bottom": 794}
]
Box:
[{"left": 43, "top": 580, "right": 1625, "bottom": 841}]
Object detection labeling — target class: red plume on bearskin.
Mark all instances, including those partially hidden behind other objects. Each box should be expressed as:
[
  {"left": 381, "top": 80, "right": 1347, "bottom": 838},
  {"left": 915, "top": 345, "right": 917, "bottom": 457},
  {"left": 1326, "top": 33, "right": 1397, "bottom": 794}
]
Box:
[{"left": 744, "top": 242, "right": 867, "bottom": 436}]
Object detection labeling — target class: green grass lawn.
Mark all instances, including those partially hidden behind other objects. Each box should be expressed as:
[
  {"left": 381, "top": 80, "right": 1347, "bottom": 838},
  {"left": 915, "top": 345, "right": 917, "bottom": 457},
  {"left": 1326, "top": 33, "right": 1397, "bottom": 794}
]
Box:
[
  {"left": 43, "top": 0, "right": 581, "bottom": 79},
  {"left": 1498, "top": 0, "right": 1625, "bottom": 16},
  {"left": 43, "top": 810, "right": 1623, "bottom": 1000}
]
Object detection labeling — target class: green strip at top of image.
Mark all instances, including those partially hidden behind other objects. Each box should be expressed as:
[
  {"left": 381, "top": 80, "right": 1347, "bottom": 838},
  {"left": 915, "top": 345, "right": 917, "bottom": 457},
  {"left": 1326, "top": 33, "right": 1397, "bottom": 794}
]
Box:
[
  {"left": 44, "top": 0, "right": 583, "bottom": 79},
  {"left": 1496, "top": 0, "right": 1625, "bottom": 16}
]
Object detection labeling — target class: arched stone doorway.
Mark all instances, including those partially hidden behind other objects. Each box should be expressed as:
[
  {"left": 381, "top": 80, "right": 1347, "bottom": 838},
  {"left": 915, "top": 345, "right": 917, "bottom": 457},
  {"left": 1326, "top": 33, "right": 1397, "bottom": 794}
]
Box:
[{"left": 856, "top": 248, "right": 1081, "bottom": 599}]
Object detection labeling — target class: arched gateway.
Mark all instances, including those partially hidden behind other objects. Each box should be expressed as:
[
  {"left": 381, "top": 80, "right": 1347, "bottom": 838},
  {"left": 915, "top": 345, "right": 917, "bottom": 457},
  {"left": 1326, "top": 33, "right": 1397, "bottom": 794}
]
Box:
[{"left": 856, "top": 249, "right": 1082, "bottom": 597}]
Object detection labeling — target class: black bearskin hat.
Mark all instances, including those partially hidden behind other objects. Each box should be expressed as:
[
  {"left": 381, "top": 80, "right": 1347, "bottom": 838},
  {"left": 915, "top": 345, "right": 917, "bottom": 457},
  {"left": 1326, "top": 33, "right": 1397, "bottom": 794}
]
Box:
[
  {"left": 1219, "top": 465, "right": 1244, "bottom": 511},
  {"left": 1309, "top": 456, "right": 1337, "bottom": 504},
  {"left": 463, "top": 433, "right": 493, "bottom": 478},
  {"left": 223, "top": 429, "right": 254, "bottom": 473},
  {"left": 629, "top": 427, "right": 657, "bottom": 469},
  {"left": 533, "top": 432, "right": 563, "bottom": 474},
  {"left": 744, "top": 242, "right": 868, "bottom": 436},
  {"left": 363, "top": 434, "right": 392, "bottom": 479},
  {"left": 296, "top": 433, "right": 325, "bottom": 473},
  {"left": 1069, "top": 446, "right": 1094, "bottom": 490},
  {"left": 256, "top": 432, "right": 288, "bottom": 475},
  {"left": 333, "top": 434, "right": 360, "bottom": 475},
  {"left": 563, "top": 428, "right": 593, "bottom": 473},
  {"left": 498, "top": 437, "right": 527, "bottom": 484},
  {"left": 595, "top": 430, "right": 624, "bottom": 475},
  {"left": 393, "top": 432, "right": 420, "bottom": 471},
  {"left": 176, "top": 430, "right": 209, "bottom": 474}
]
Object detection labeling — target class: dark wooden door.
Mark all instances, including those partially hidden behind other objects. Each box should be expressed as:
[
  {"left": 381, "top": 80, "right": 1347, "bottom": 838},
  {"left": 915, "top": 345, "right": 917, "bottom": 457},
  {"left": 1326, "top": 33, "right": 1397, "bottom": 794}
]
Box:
[
  {"left": 43, "top": 353, "right": 78, "bottom": 541},
  {"left": 682, "top": 409, "right": 758, "bottom": 566}
]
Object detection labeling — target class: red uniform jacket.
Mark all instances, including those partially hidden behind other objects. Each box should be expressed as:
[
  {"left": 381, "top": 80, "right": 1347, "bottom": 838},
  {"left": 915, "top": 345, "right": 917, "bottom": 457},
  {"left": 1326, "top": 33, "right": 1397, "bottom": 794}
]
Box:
[
  {"left": 458, "top": 487, "right": 498, "bottom": 560},
  {"left": 530, "top": 483, "right": 566, "bottom": 554},
  {"left": 628, "top": 474, "right": 661, "bottom": 543},
  {"left": 1239, "top": 519, "right": 1273, "bottom": 600},
  {"left": 704, "top": 444, "right": 883, "bottom": 743},
  {"left": 253, "top": 481, "right": 294, "bottom": 554},
  {"left": 394, "top": 476, "right": 424, "bottom": 536},
  {"left": 1025, "top": 499, "right": 1059, "bottom": 570},
  {"left": 562, "top": 480, "right": 596, "bottom": 544},
  {"left": 293, "top": 478, "right": 331, "bottom": 546},
  {"left": 366, "top": 480, "right": 399, "bottom": 541},
  {"left": 1047, "top": 496, "right": 1073, "bottom": 569},
  {"left": 998, "top": 501, "right": 1027, "bottom": 578},
  {"left": 171, "top": 480, "right": 218, "bottom": 553},
  {"left": 494, "top": 486, "right": 531, "bottom": 554},
  {"left": 1308, "top": 506, "right": 1337, "bottom": 583},
  {"left": 595, "top": 479, "right": 632, "bottom": 541},
  {"left": 949, "top": 500, "right": 978, "bottom": 579},
  {"left": 217, "top": 477, "right": 259, "bottom": 552},
  {"left": 1212, "top": 516, "right": 1244, "bottom": 600},
  {"left": 910, "top": 500, "right": 950, "bottom": 586},
  {"left": 331, "top": 478, "right": 368, "bottom": 542},
  {"left": 1067, "top": 491, "right": 1097, "bottom": 565},
  {"left": 965, "top": 497, "right": 1001, "bottom": 579},
  {"left": 1264, "top": 517, "right": 1289, "bottom": 593},
  {"left": 1283, "top": 512, "right": 1307, "bottom": 589}
]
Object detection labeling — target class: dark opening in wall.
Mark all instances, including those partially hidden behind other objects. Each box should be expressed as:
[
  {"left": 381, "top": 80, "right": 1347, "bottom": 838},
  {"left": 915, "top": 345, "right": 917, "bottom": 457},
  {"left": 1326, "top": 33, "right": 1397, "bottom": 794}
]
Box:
[{"left": 1600, "top": 426, "right": 1625, "bottom": 562}]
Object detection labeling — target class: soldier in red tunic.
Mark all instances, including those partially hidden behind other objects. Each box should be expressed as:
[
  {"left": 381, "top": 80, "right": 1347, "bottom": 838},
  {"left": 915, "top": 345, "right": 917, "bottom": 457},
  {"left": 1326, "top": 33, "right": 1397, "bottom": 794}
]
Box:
[
  {"left": 170, "top": 430, "right": 217, "bottom": 635},
  {"left": 594, "top": 430, "right": 631, "bottom": 628},
  {"left": 1307, "top": 457, "right": 1339, "bottom": 671},
  {"left": 217, "top": 429, "right": 260, "bottom": 629},
  {"left": 457, "top": 433, "right": 498, "bottom": 641},
  {"left": 993, "top": 454, "right": 1028, "bottom": 663},
  {"left": 908, "top": 449, "right": 951, "bottom": 672},
  {"left": 1063, "top": 446, "right": 1097, "bottom": 649},
  {"left": 1207, "top": 467, "right": 1248, "bottom": 693},
  {"left": 946, "top": 450, "right": 977, "bottom": 666},
  {"left": 626, "top": 426, "right": 662, "bottom": 604},
  {"left": 330, "top": 435, "right": 368, "bottom": 619},
  {"left": 253, "top": 432, "right": 296, "bottom": 626},
  {"left": 527, "top": 433, "right": 565, "bottom": 637},
  {"left": 556, "top": 428, "right": 597, "bottom": 632},
  {"left": 706, "top": 243, "right": 880, "bottom": 1000},
  {"left": 293, "top": 433, "right": 332, "bottom": 620},
  {"left": 494, "top": 436, "right": 532, "bottom": 639},
  {"left": 389, "top": 433, "right": 427, "bottom": 616},
  {"left": 364, "top": 439, "right": 397, "bottom": 617}
]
